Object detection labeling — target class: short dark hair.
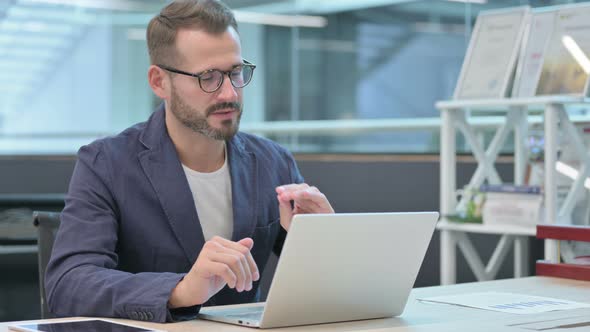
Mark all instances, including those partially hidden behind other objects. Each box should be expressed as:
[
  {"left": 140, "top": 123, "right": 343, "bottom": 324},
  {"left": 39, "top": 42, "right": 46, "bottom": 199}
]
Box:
[{"left": 146, "top": 0, "right": 238, "bottom": 65}]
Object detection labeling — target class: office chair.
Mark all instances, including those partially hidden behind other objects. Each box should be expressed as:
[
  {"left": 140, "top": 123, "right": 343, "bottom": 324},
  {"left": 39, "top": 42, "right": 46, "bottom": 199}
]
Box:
[
  {"left": 32, "top": 211, "right": 61, "bottom": 319},
  {"left": 536, "top": 224, "right": 590, "bottom": 281}
]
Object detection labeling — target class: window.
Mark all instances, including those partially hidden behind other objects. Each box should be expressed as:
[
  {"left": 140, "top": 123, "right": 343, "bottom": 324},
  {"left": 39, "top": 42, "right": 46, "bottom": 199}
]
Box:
[{"left": 0, "top": 0, "right": 584, "bottom": 155}]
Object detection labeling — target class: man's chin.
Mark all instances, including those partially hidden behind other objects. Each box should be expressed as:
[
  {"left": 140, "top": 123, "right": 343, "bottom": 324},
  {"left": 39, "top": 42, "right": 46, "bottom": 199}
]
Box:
[{"left": 209, "top": 124, "right": 239, "bottom": 140}]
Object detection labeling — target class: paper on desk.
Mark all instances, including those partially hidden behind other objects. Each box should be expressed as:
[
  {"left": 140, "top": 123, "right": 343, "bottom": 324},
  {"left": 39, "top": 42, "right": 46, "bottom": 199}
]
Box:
[
  {"left": 510, "top": 315, "right": 590, "bottom": 330},
  {"left": 418, "top": 292, "right": 590, "bottom": 314}
]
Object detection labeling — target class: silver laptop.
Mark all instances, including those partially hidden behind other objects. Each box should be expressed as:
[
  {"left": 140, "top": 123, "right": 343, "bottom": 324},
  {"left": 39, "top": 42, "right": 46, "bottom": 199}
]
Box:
[{"left": 198, "top": 211, "right": 439, "bottom": 329}]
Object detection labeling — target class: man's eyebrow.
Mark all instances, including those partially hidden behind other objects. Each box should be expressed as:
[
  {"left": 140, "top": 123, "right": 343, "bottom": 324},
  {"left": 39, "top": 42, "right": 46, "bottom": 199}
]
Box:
[
  {"left": 204, "top": 62, "right": 243, "bottom": 72},
  {"left": 193, "top": 60, "right": 246, "bottom": 74}
]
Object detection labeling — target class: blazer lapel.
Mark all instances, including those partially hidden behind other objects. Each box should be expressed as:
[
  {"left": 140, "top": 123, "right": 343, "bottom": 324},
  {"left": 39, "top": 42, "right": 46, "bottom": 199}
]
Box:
[
  {"left": 228, "top": 135, "right": 259, "bottom": 241},
  {"left": 138, "top": 107, "right": 205, "bottom": 264}
]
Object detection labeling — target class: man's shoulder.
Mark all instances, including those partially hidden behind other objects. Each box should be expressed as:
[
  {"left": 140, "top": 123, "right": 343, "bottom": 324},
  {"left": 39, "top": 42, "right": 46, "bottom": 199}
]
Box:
[
  {"left": 78, "top": 120, "right": 148, "bottom": 161},
  {"left": 235, "top": 131, "right": 290, "bottom": 157}
]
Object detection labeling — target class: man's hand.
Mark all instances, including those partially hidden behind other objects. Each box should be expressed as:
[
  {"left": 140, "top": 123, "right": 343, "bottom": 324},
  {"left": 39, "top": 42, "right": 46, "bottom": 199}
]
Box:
[
  {"left": 168, "top": 236, "right": 260, "bottom": 308},
  {"left": 276, "top": 183, "right": 334, "bottom": 231}
]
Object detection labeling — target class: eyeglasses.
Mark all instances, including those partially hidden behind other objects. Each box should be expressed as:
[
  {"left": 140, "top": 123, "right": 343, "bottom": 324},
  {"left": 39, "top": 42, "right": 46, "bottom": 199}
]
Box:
[{"left": 157, "top": 60, "right": 256, "bottom": 93}]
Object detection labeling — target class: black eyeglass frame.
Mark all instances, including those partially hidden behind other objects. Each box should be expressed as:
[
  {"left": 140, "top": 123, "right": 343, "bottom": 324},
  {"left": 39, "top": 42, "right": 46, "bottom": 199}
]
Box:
[{"left": 157, "top": 60, "right": 256, "bottom": 93}]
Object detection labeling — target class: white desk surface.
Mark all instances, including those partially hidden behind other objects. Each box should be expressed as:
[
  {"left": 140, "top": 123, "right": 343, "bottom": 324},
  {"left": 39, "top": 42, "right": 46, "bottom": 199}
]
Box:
[{"left": 2, "top": 277, "right": 589, "bottom": 332}]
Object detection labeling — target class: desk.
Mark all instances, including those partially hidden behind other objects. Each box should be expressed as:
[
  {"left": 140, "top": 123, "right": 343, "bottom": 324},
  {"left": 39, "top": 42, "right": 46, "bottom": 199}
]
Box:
[{"left": 2, "top": 277, "right": 589, "bottom": 331}]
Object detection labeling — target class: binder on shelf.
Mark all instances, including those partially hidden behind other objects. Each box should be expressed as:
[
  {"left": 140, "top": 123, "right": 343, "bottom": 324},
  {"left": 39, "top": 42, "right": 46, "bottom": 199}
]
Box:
[
  {"left": 481, "top": 184, "right": 543, "bottom": 227},
  {"left": 480, "top": 184, "right": 542, "bottom": 194}
]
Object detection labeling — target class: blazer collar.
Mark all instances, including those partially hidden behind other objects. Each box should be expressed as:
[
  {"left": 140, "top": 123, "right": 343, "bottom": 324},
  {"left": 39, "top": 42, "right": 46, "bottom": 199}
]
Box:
[
  {"left": 138, "top": 105, "right": 259, "bottom": 263},
  {"left": 227, "top": 134, "right": 258, "bottom": 242},
  {"left": 138, "top": 103, "right": 166, "bottom": 150}
]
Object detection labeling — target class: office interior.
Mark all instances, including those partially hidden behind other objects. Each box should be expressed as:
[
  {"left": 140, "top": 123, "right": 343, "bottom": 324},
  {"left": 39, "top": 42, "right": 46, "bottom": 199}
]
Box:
[{"left": 1, "top": 0, "right": 589, "bottom": 323}]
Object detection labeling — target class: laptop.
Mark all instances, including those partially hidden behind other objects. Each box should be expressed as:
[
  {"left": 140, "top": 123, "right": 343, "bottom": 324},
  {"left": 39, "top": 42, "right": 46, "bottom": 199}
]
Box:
[{"left": 198, "top": 211, "right": 439, "bottom": 329}]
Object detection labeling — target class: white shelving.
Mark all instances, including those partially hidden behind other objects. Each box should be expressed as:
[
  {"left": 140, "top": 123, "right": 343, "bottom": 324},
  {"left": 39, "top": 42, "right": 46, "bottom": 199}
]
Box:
[
  {"left": 437, "top": 96, "right": 590, "bottom": 285},
  {"left": 437, "top": 221, "right": 536, "bottom": 236}
]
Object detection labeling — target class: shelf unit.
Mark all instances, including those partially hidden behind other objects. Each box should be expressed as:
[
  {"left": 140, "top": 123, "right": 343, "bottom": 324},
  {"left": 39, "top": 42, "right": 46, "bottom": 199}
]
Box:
[{"left": 437, "top": 96, "right": 590, "bottom": 285}]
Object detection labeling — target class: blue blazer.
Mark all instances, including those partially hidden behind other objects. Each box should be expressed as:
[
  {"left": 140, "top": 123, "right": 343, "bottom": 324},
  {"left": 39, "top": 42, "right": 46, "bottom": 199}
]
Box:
[{"left": 45, "top": 105, "right": 303, "bottom": 322}]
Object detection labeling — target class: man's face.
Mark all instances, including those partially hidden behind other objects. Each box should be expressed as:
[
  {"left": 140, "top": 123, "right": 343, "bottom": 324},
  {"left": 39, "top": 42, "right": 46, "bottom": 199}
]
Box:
[
  {"left": 168, "top": 26, "right": 244, "bottom": 140},
  {"left": 169, "top": 81, "right": 242, "bottom": 140}
]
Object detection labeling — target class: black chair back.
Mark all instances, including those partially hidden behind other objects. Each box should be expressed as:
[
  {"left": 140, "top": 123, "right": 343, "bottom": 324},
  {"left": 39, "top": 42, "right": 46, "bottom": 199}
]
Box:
[{"left": 32, "top": 211, "right": 61, "bottom": 319}]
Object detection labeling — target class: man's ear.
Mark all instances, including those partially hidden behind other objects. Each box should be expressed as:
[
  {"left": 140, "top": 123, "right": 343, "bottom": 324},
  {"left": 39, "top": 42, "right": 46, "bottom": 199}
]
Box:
[{"left": 148, "top": 65, "right": 170, "bottom": 100}]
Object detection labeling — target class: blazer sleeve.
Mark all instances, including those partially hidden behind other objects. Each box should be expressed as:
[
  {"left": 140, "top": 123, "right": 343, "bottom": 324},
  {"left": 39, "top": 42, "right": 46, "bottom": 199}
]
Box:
[{"left": 44, "top": 143, "right": 188, "bottom": 323}]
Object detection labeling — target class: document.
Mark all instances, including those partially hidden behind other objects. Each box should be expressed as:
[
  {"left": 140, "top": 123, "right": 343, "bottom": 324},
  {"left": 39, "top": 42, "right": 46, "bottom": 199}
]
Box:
[
  {"left": 536, "top": 5, "right": 590, "bottom": 96},
  {"left": 456, "top": 8, "right": 528, "bottom": 99},
  {"left": 418, "top": 292, "right": 590, "bottom": 314},
  {"left": 510, "top": 315, "right": 590, "bottom": 330},
  {"left": 513, "top": 11, "right": 555, "bottom": 97}
]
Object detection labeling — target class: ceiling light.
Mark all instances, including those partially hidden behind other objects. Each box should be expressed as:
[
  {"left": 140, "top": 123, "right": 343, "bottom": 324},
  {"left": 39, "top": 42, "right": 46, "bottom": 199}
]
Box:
[
  {"left": 0, "top": 47, "right": 57, "bottom": 59},
  {"left": 0, "top": 20, "right": 76, "bottom": 34},
  {"left": 17, "top": 0, "right": 151, "bottom": 12},
  {"left": 0, "top": 35, "right": 69, "bottom": 48},
  {"left": 234, "top": 11, "right": 326, "bottom": 28},
  {"left": 8, "top": 6, "right": 96, "bottom": 24},
  {"left": 447, "top": 0, "right": 487, "bottom": 3}
]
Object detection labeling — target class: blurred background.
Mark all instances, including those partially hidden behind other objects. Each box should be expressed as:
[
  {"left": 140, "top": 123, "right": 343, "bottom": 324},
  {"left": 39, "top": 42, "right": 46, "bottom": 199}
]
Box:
[
  {"left": 1, "top": 0, "right": 589, "bottom": 322},
  {"left": 3, "top": 0, "right": 584, "bottom": 155}
]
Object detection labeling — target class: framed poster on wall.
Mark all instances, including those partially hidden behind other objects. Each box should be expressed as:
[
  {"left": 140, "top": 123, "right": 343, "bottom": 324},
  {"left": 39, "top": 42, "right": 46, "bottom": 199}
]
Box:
[
  {"left": 536, "top": 4, "right": 590, "bottom": 97},
  {"left": 454, "top": 6, "right": 530, "bottom": 100},
  {"left": 512, "top": 10, "right": 556, "bottom": 98}
]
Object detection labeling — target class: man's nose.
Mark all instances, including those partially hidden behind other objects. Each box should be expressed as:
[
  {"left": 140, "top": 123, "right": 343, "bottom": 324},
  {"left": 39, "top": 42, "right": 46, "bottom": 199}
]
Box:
[{"left": 216, "top": 74, "right": 238, "bottom": 100}]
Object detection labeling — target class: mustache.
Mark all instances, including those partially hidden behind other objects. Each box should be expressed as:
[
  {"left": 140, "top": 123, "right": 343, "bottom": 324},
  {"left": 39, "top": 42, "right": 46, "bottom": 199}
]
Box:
[{"left": 206, "top": 102, "right": 242, "bottom": 116}]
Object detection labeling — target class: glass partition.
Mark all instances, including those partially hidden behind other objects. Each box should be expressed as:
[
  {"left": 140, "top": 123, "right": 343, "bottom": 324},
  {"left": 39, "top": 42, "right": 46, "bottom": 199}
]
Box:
[{"left": 0, "top": 0, "right": 588, "bottom": 154}]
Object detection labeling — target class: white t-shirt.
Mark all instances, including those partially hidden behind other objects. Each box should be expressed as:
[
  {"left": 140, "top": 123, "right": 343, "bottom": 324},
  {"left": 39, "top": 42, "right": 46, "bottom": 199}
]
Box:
[{"left": 182, "top": 146, "right": 233, "bottom": 241}]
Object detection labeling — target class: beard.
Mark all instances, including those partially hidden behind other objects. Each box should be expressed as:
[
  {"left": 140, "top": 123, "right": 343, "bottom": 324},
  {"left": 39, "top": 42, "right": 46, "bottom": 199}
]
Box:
[{"left": 169, "top": 86, "right": 242, "bottom": 141}]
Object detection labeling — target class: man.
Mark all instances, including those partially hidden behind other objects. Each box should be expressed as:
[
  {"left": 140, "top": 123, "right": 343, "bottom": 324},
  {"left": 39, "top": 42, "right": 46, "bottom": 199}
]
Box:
[{"left": 45, "top": 0, "right": 333, "bottom": 323}]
